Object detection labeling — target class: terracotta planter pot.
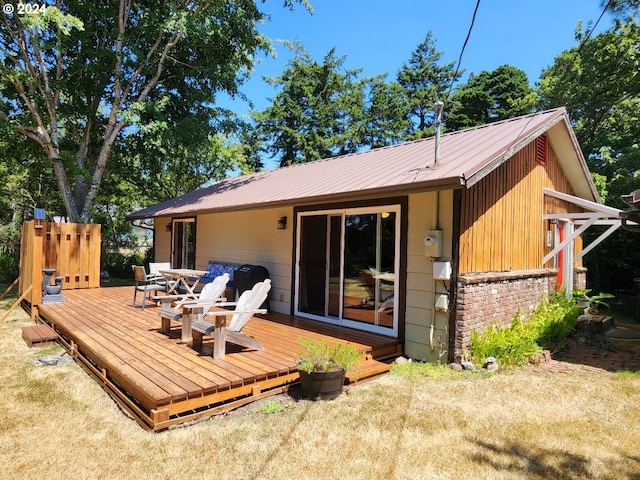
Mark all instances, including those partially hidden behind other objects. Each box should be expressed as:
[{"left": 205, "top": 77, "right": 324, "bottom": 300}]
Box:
[{"left": 298, "top": 369, "right": 346, "bottom": 400}]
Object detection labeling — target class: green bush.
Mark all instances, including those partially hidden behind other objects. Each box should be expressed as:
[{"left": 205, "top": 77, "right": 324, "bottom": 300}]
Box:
[
  {"left": 469, "top": 291, "right": 582, "bottom": 367},
  {"left": 0, "top": 253, "right": 19, "bottom": 283},
  {"left": 101, "top": 252, "right": 146, "bottom": 279},
  {"left": 470, "top": 313, "right": 542, "bottom": 367},
  {"left": 529, "top": 291, "right": 582, "bottom": 349}
]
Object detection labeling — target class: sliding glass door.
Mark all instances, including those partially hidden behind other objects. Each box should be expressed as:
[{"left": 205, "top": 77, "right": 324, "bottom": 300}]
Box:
[{"left": 295, "top": 206, "right": 399, "bottom": 336}]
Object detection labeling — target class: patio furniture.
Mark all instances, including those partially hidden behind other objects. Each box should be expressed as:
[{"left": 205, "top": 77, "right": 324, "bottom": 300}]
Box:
[
  {"left": 132, "top": 265, "right": 167, "bottom": 310},
  {"left": 193, "top": 261, "right": 240, "bottom": 295},
  {"left": 157, "top": 273, "right": 230, "bottom": 342},
  {"left": 147, "top": 262, "right": 173, "bottom": 288},
  {"left": 190, "top": 279, "right": 271, "bottom": 359},
  {"left": 360, "top": 268, "right": 394, "bottom": 312},
  {"left": 158, "top": 268, "right": 208, "bottom": 299}
]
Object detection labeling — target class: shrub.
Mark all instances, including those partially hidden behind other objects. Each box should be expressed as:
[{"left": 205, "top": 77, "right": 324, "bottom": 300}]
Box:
[
  {"left": 469, "top": 292, "right": 582, "bottom": 367},
  {"left": 529, "top": 291, "right": 582, "bottom": 349},
  {"left": 295, "top": 338, "right": 364, "bottom": 373},
  {"left": 470, "top": 313, "right": 542, "bottom": 367},
  {"left": 101, "top": 252, "right": 146, "bottom": 279},
  {"left": 0, "top": 253, "right": 19, "bottom": 283}
]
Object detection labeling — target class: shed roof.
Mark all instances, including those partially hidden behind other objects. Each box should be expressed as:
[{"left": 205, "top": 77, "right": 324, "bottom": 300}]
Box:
[{"left": 128, "top": 107, "right": 599, "bottom": 220}]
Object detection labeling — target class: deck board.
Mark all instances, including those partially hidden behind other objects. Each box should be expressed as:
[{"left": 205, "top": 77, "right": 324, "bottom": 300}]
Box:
[{"left": 36, "top": 286, "right": 401, "bottom": 430}]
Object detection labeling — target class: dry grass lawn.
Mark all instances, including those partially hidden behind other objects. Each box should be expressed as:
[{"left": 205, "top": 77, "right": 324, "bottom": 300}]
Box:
[{"left": 1, "top": 300, "right": 640, "bottom": 480}]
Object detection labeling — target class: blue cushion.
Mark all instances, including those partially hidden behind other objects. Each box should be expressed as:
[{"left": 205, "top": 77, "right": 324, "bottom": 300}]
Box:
[
  {"left": 199, "top": 262, "right": 238, "bottom": 286},
  {"left": 204, "top": 262, "right": 225, "bottom": 279},
  {"left": 223, "top": 264, "right": 237, "bottom": 281}
]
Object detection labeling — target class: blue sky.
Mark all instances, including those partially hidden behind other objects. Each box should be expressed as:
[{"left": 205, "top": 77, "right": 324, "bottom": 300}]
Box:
[{"left": 223, "top": 0, "right": 615, "bottom": 116}]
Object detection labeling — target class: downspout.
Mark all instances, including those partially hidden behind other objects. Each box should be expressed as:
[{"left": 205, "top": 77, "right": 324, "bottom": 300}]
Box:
[
  {"left": 430, "top": 101, "right": 444, "bottom": 353},
  {"left": 447, "top": 189, "right": 462, "bottom": 363}
]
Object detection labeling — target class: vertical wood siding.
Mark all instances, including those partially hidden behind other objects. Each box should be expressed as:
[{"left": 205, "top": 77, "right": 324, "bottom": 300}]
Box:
[{"left": 459, "top": 136, "right": 583, "bottom": 274}]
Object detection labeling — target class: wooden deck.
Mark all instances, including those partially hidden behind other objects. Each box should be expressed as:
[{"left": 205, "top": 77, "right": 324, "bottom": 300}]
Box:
[{"left": 34, "top": 287, "right": 401, "bottom": 431}]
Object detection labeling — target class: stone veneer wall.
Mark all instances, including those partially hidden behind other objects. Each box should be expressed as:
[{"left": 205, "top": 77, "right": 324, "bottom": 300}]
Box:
[{"left": 455, "top": 269, "right": 558, "bottom": 353}]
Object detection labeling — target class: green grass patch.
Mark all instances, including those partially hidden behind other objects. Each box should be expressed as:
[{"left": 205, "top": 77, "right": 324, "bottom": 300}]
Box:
[
  {"left": 100, "top": 277, "right": 135, "bottom": 287},
  {"left": 391, "top": 361, "right": 479, "bottom": 381},
  {"left": 252, "top": 399, "right": 294, "bottom": 415}
]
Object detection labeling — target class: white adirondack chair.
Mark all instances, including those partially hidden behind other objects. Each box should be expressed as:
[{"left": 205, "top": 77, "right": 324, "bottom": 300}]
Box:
[
  {"left": 158, "top": 273, "right": 230, "bottom": 342},
  {"left": 191, "top": 279, "right": 271, "bottom": 359}
]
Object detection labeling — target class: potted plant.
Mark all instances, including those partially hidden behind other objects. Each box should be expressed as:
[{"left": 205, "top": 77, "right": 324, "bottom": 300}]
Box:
[
  {"left": 295, "top": 337, "right": 365, "bottom": 400},
  {"left": 573, "top": 289, "right": 615, "bottom": 315}
]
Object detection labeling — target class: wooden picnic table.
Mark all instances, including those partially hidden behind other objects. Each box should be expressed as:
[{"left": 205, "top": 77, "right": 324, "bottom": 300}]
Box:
[{"left": 159, "top": 269, "right": 208, "bottom": 299}]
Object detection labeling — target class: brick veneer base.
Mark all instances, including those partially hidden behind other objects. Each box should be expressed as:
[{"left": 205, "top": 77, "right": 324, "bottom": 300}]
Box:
[
  {"left": 574, "top": 267, "right": 587, "bottom": 291},
  {"left": 455, "top": 269, "right": 558, "bottom": 353}
]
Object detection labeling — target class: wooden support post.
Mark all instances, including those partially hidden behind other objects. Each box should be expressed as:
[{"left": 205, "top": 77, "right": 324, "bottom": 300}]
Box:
[
  {"left": 151, "top": 406, "right": 170, "bottom": 424},
  {"left": 0, "top": 277, "right": 20, "bottom": 301},
  {"left": 31, "top": 221, "right": 44, "bottom": 306},
  {"left": 0, "top": 285, "right": 32, "bottom": 323}
]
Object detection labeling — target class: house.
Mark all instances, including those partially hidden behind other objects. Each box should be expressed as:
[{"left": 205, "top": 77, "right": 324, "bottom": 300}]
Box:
[{"left": 128, "top": 107, "right": 623, "bottom": 362}]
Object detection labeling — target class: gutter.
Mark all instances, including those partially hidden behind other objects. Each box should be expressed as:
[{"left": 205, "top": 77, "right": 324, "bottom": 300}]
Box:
[{"left": 126, "top": 176, "right": 468, "bottom": 220}]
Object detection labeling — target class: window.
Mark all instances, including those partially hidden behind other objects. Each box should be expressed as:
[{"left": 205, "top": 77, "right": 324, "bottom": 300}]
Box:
[{"left": 171, "top": 218, "right": 196, "bottom": 269}]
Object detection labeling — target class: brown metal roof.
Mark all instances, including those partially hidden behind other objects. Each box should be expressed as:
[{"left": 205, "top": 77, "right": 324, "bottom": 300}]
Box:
[{"left": 128, "top": 107, "right": 598, "bottom": 220}]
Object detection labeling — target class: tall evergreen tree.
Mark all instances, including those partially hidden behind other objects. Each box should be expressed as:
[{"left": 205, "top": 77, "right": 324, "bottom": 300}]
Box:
[
  {"left": 363, "top": 78, "right": 411, "bottom": 148},
  {"left": 255, "top": 45, "right": 368, "bottom": 166},
  {"left": 396, "top": 32, "right": 461, "bottom": 137},
  {"left": 445, "top": 65, "right": 536, "bottom": 130}
]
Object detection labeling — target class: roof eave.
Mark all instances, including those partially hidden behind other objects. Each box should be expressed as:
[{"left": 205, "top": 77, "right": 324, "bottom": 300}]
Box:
[
  {"left": 463, "top": 112, "right": 566, "bottom": 189},
  {"left": 127, "top": 176, "right": 467, "bottom": 220}
]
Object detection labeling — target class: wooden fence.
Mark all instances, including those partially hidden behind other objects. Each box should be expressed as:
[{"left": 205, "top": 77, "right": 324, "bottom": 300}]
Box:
[{"left": 19, "top": 221, "right": 101, "bottom": 305}]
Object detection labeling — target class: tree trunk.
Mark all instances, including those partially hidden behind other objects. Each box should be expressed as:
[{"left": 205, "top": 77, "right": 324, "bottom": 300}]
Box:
[{"left": 50, "top": 156, "right": 81, "bottom": 223}]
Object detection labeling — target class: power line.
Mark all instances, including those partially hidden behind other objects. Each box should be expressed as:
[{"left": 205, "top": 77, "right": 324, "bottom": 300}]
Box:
[
  {"left": 444, "top": 0, "right": 612, "bottom": 106},
  {"left": 547, "top": 0, "right": 614, "bottom": 100},
  {"left": 578, "top": 0, "right": 614, "bottom": 52},
  {"left": 444, "top": 0, "right": 480, "bottom": 103}
]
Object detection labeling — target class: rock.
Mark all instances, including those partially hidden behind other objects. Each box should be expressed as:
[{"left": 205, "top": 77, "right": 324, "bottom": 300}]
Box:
[
  {"left": 448, "top": 362, "right": 463, "bottom": 371},
  {"left": 530, "top": 352, "right": 546, "bottom": 366},
  {"left": 461, "top": 360, "right": 477, "bottom": 372},
  {"left": 483, "top": 356, "right": 499, "bottom": 372},
  {"left": 394, "top": 356, "right": 411, "bottom": 365}
]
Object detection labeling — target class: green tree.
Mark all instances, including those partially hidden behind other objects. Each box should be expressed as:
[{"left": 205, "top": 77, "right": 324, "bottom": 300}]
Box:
[
  {"left": 0, "top": 124, "right": 60, "bottom": 279},
  {"left": 363, "top": 77, "right": 411, "bottom": 148},
  {"left": 605, "top": 0, "right": 640, "bottom": 18},
  {"left": 255, "top": 44, "right": 368, "bottom": 166},
  {"left": 0, "top": 0, "right": 308, "bottom": 222},
  {"left": 445, "top": 65, "right": 536, "bottom": 130},
  {"left": 397, "top": 32, "right": 461, "bottom": 137},
  {"left": 538, "top": 19, "right": 640, "bottom": 203},
  {"left": 115, "top": 99, "right": 244, "bottom": 203}
]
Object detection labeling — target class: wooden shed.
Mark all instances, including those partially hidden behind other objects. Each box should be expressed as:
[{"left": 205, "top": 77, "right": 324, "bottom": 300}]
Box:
[{"left": 128, "top": 107, "right": 629, "bottom": 361}]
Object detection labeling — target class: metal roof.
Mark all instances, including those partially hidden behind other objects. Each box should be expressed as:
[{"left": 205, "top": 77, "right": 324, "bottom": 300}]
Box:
[{"left": 128, "top": 107, "right": 598, "bottom": 220}]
